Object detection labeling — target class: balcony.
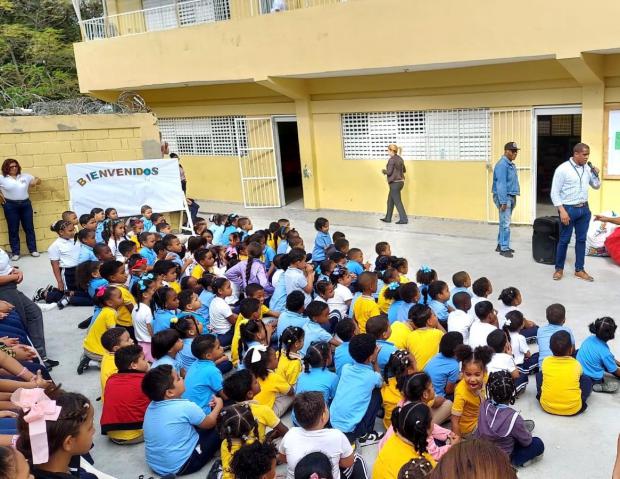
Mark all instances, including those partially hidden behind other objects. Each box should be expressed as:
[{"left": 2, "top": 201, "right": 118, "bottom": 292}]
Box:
[{"left": 79, "top": 0, "right": 345, "bottom": 41}]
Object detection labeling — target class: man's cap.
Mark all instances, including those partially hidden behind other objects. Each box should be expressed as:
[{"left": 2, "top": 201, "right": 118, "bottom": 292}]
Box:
[{"left": 504, "top": 142, "right": 520, "bottom": 151}]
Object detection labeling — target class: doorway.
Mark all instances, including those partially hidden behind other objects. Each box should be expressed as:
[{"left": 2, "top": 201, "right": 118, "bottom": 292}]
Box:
[
  {"left": 534, "top": 108, "right": 582, "bottom": 217},
  {"left": 273, "top": 117, "right": 303, "bottom": 206}
]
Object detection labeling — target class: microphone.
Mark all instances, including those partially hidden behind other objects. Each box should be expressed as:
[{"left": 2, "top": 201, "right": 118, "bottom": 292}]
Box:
[{"left": 587, "top": 161, "right": 599, "bottom": 178}]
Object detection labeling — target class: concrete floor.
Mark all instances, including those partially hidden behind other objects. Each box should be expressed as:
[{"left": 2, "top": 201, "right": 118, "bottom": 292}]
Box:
[{"left": 16, "top": 199, "right": 620, "bottom": 478}]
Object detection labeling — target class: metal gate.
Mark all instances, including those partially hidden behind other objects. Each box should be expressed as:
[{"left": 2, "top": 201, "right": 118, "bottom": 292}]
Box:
[
  {"left": 487, "top": 109, "right": 533, "bottom": 224},
  {"left": 235, "top": 117, "right": 282, "bottom": 208}
]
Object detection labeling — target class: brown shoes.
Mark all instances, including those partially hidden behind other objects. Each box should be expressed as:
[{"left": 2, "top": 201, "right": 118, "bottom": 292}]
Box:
[
  {"left": 552, "top": 269, "right": 563, "bottom": 281},
  {"left": 575, "top": 270, "right": 594, "bottom": 282}
]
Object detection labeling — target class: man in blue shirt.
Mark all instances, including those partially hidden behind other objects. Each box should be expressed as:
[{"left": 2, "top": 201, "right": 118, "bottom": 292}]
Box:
[{"left": 492, "top": 142, "right": 521, "bottom": 258}]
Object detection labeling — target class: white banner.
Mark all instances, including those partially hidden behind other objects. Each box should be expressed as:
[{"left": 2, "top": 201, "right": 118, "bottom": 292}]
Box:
[{"left": 66, "top": 159, "right": 185, "bottom": 217}]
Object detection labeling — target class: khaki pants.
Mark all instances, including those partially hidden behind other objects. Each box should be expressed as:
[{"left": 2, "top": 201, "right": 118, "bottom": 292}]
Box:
[
  {"left": 431, "top": 398, "right": 453, "bottom": 425},
  {"left": 273, "top": 394, "right": 294, "bottom": 418}
]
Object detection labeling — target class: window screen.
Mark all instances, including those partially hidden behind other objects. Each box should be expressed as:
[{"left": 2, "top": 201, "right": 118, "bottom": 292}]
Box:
[
  {"left": 158, "top": 116, "right": 244, "bottom": 156},
  {"left": 342, "top": 108, "right": 490, "bottom": 160}
]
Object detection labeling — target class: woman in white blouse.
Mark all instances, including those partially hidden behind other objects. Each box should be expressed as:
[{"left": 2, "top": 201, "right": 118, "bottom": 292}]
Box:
[{"left": 0, "top": 158, "right": 41, "bottom": 260}]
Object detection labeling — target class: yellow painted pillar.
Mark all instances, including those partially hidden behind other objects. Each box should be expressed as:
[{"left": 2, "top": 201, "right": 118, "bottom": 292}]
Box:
[
  {"left": 294, "top": 99, "right": 319, "bottom": 209},
  {"left": 581, "top": 84, "right": 605, "bottom": 213}
]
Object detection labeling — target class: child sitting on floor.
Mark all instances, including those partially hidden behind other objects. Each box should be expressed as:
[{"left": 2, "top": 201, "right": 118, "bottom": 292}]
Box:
[
  {"left": 151, "top": 328, "right": 183, "bottom": 372},
  {"left": 424, "top": 331, "right": 464, "bottom": 400},
  {"left": 301, "top": 301, "right": 339, "bottom": 354},
  {"left": 218, "top": 404, "right": 260, "bottom": 479},
  {"left": 381, "top": 349, "right": 416, "bottom": 429},
  {"left": 476, "top": 370, "right": 544, "bottom": 467},
  {"left": 230, "top": 441, "right": 278, "bottom": 479},
  {"left": 427, "top": 281, "right": 453, "bottom": 328},
  {"left": 504, "top": 310, "right": 539, "bottom": 376},
  {"left": 406, "top": 304, "right": 445, "bottom": 370},
  {"left": 296, "top": 341, "right": 339, "bottom": 406},
  {"left": 334, "top": 318, "right": 358, "bottom": 376},
  {"left": 486, "top": 329, "right": 527, "bottom": 394},
  {"left": 577, "top": 317, "right": 620, "bottom": 393},
  {"left": 101, "top": 344, "right": 150, "bottom": 445},
  {"left": 366, "top": 314, "right": 396, "bottom": 371},
  {"left": 352, "top": 272, "right": 380, "bottom": 333},
  {"left": 100, "top": 327, "right": 134, "bottom": 400},
  {"left": 276, "top": 326, "right": 305, "bottom": 386},
  {"left": 386, "top": 282, "right": 420, "bottom": 325},
  {"left": 183, "top": 335, "right": 228, "bottom": 413}
]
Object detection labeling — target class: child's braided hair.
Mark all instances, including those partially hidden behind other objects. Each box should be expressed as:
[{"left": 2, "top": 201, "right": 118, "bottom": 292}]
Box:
[{"left": 216, "top": 403, "right": 259, "bottom": 453}]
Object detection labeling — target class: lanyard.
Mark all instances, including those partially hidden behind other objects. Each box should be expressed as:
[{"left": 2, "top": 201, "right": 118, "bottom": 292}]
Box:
[{"left": 569, "top": 161, "right": 585, "bottom": 192}]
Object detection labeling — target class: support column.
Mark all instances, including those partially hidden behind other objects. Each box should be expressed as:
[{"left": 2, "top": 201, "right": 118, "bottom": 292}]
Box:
[
  {"left": 581, "top": 84, "right": 605, "bottom": 213},
  {"left": 295, "top": 98, "right": 319, "bottom": 209}
]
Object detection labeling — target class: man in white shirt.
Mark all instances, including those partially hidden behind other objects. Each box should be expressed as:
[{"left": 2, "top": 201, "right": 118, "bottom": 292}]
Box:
[
  {"left": 468, "top": 300, "right": 498, "bottom": 349},
  {"left": 550, "top": 143, "right": 601, "bottom": 281}
]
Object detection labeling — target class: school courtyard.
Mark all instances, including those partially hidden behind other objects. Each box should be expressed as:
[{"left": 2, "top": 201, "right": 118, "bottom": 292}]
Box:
[{"left": 22, "top": 200, "right": 620, "bottom": 479}]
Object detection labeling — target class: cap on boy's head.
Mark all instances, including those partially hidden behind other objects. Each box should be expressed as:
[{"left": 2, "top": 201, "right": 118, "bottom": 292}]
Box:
[
  {"left": 366, "top": 314, "right": 389, "bottom": 339},
  {"left": 223, "top": 369, "right": 254, "bottom": 402},
  {"left": 286, "top": 290, "right": 306, "bottom": 312},
  {"left": 453, "top": 292, "right": 472, "bottom": 312},
  {"left": 191, "top": 334, "right": 218, "bottom": 359},
  {"left": 452, "top": 271, "right": 469, "bottom": 288},
  {"left": 504, "top": 141, "right": 520, "bottom": 151},
  {"left": 114, "top": 344, "right": 144, "bottom": 371},
  {"left": 142, "top": 364, "right": 174, "bottom": 401},
  {"left": 101, "top": 327, "right": 128, "bottom": 352},
  {"left": 439, "top": 331, "right": 464, "bottom": 358},
  {"left": 293, "top": 391, "right": 326, "bottom": 429},
  {"left": 550, "top": 330, "right": 572, "bottom": 356},
  {"left": 349, "top": 333, "right": 376, "bottom": 364},
  {"left": 335, "top": 318, "right": 356, "bottom": 342},
  {"left": 475, "top": 300, "right": 494, "bottom": 321},
  {"left": 546, "top": 303, "right": 566, "bottom": 325},
  {"left": 239, "top": 297, "right": 261, "bottom": 319}
]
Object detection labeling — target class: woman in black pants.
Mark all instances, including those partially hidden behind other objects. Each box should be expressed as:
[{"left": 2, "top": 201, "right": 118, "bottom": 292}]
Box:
[{"left": 380, "top": 144, "right": 408, "bottom": 224}]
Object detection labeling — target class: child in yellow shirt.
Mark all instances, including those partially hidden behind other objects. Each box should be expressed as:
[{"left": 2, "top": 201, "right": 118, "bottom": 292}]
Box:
[
  {"left": 451, "top": 344, "right": 493, "bottom": 437},
  {"left": 217, "top": 403, "right": 260, "bottom": 479},
  {"left": 100, "top": 260, "right": 136, "bottom": 338},
  {"left": 79, "top": 285, "right": 124, "bottom": 374},
  {"left": 406, "top": 304, "right": 446, "bottom": 370},
  {"left": 191, "top": 249, "right": 217, "bottom": 279},
  {"left": 353, "top": 271, "right": 380, "bottom": 333},
  {"left": 276, "top": 326, "right": 305, "bottom": 386},
  {"left": 100, "top": 327, "right": 134, "bottom": 401},
  {"left": 377, "top": 268, "right": 400, "bottom": 313},
  {"left": 381, "top": 349, "right": 416, "bottom": 429}
]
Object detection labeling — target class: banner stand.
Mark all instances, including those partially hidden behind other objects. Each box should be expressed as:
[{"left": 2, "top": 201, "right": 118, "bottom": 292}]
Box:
[{"left": 179, "top": 198, "right": 194, "bottom": 235}]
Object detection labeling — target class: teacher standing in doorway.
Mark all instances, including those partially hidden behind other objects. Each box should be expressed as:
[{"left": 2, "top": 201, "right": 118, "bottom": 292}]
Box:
[
  {"left": 380, "top": 144, "right": 408, "bottom": 224},
  {"left": 550, "top": 142, "right": 600, "bottom": 282},
  {"left": 0, "top": 158, "right": 41, "bottom": 261}
]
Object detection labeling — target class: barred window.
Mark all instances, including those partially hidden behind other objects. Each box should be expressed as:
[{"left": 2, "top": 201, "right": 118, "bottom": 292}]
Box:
[
  {"left": 158, "top": 116, "right": 245, "bottom": 156},
  {"left": 342, "top": 109, "right": 490, "bottom": 160}
]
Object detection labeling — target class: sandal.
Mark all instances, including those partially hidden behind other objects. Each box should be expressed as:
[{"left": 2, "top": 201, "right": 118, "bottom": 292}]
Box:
[{"left": 592, "top": 382, "right": 618, "bottom": 393}]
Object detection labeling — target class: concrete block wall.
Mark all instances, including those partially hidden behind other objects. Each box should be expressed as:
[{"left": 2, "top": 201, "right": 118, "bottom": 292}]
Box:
[{"left": 0, "top": 113, "right": 162, "bottom": 252}]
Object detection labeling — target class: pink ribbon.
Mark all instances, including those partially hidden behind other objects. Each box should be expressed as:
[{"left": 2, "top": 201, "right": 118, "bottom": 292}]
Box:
[{"left": 11, "top": 388, "right": 62, "bottom": 464}]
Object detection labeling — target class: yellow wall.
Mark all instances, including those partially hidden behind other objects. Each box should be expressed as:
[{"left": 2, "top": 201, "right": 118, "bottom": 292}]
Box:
[{"left": 0, "top": 114, "right": 160, "bottom": 251}]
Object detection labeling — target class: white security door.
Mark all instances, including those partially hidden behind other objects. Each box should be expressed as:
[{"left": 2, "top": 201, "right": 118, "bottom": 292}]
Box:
[{"left": 235, "top": 117, "right": 282, "bottom": 208}]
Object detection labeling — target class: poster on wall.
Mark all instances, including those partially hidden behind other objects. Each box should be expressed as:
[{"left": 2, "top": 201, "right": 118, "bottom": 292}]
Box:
[
  {"left": 66, "top": 159, "right": 185, "bottom": 216},
  {"left": 607, "top": 110, "right": 620, "bottom": 177}
]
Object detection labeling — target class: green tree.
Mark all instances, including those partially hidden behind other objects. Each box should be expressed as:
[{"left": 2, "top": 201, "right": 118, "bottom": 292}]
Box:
[{"left": 0, "top": 0, "right": 101, "bottom": 108}]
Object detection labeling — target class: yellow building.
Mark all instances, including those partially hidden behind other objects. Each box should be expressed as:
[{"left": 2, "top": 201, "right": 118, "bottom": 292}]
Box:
[{"left": 73, "top": 0, "right": 620, "bottom": 224}]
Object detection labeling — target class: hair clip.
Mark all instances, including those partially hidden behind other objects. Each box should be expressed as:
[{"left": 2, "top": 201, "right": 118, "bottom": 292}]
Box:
[
  {"left": 95, "top": 286, "right": 106, "bottom": 297},
  {"left": 505, "top": 319, "right": 511, "bottom": 326},
  {"left": 419, "top": 265, "right": 432, "bottom": 273},
  {"left": 132, "top": 258, "right": 148, "bottom": 271},
  {"left": 249, "top": 345, "right": 267, "bottom": 363},
  {"left": 388, "top": 281, "right": 399, "bottom": 291},
  {"left": 170, "top": 317, "right": 178, "bottom": 324}
]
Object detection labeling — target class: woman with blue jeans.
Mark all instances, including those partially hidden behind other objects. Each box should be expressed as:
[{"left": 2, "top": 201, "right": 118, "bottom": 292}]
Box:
[{"left": 0, "top": 158, "right": 40, "bottom": 261}]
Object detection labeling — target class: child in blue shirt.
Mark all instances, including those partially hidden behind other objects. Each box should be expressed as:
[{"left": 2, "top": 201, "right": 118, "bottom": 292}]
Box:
[
  {"left": 296, "top": 342, "right": 339, "bottom": 404},
  {"left": 276, "top": 291, "right": 308, "bottom": 339},
  {"left": 179, "top": 289, "right": 209, "bottom": 333},
  {"left": 537, "top": 303, "right": 575, "bottom": 367},
  {"left": 334, "top": 318, "right": 357, "bottom": 376},
  {"left": 151, "top": 329, "right": 183, "bottom": 372},
  {"left": 284, "top": 248, "right": 314, "bottom": 307},
  {"left": 448, "top": 270, "right": 472, "bottom": 309},
  {"left": 424, "top": 331, "right": 464, "bottom": 399},
  {"left": 91, "top": 207, "right": 105, "bottom": 243},
  {"left": 171, "top": 316, "right": 200, "bottom": 374},
  {"left": 387, "top": 282, "right": 420, "bottom": 324},
  {"left": 330, "top": 333, "right": 383, "bottom": 443},
  {"left": 183, "top": 335, "right": 228, "bottom": 412},
  {"left": 576, "top": 317, "right": 620, "bottom": 392},
  {"left": 139, "top": 232, "right": 158, "bottom": 267},
  {"left": 427, "top": 280, "right": 453, "bottom": 328},
  {"left": 77, "top": 229, "right": 98, "bottom": 263},
  {"left": 300, "top": 301, "right": 340, "bottom": 355},
  {"left": 142, "top": 364, "right": 223, "bottom": 476},
  {"left": 152, "top": 286, "right": 180, "bottom": 334},
  {"left": 311, "top": 217, "right": 332, "bottom": 263},
  {"left": 346, "top": 248, "right": 369, "bottom": 279},
  {"left": 140, "top": 204, "right": 154, "bottom": 233},
  {"left": 366, "top": 314, "right": 396, "bottom": 371},
  {"left": 416, "top": 266, "right": 438, "bottom": 305},
  {"left": 197, "top": 275, "right": 216, "bottom": 319}
]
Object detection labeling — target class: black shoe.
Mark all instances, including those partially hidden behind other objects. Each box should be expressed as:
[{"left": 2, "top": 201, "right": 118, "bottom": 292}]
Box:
[
  {"left": 43, "top": 358, "right": 59, "bottom": 369},
  {"left": 77, "top": 355, "right": 90, "bottom": 375},
  {"left": 78, "top": 317, "right": 92, "bottom": 330},
  {"left": 499, "top": 250, "right": 514, "bottom": 258},
  {"left": 57, "top": 296, "right": 70, "bottom": 310},
  {"left": 395, "top": 220, "right": 408, "bottom": 224},
  {"left": 495, "top": 245, "right": 514, "bottom": 253},
  {"left": 379, "top": 218, "right": 391, "bottom": 223},
  {"left": 358, "top": 430, "right": 385, "bottom": 445}
]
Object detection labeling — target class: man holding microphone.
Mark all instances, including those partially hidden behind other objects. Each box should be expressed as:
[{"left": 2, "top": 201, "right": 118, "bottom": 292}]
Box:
[{"left": 550, "top": 142, "right": 601, "bottom": 281}]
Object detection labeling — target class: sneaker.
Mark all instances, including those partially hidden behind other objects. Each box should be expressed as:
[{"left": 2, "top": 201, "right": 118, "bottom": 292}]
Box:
[
  {"left": 524, "top": 420, "right": 535, "bottom": 433},
  {"left": 495, "top": 245, "right": 515, "bottom": 253},
  {"left": 57, "top": 296, "right": 70, "bottom": 310},
  {"left": 526, "top": 335, "right": 538, "bottom": 345},
  {"left": 499, "top": 250, "right": 514, "bottom": 258},
  {"left": 32, "top": 287, "right": 47, "bottom": 303},
  {"left": 78, "top": 317, "right": 92, "bottom": 329},
  {"left": 43, "top": 358, "right": 59, "bottom": 369},
  {"left": 10, "top": 255, "right": 19, "bottom": 261},
  {"left": 592, "top": 382, "right": 618, "bottom": 393},
  {"left": 358, "top": 430, "right": 385, "bottom": 446},
  {"left": 77, "top": 355, "right": 90, "bottom": 375},
  {"left": 30, "top": 252, "right": 40, "bottom": 257},
  {"left": 38, "top": 303, "right": 58, "bottom": 312}
]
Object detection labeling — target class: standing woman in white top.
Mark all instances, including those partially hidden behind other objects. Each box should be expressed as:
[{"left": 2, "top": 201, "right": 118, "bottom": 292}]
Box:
[
  {"left": 44, "top": 220, "right": 91, "bottom": 308},
  {"left": 0, "top": 158, "right": 41, "bottom": 260}
]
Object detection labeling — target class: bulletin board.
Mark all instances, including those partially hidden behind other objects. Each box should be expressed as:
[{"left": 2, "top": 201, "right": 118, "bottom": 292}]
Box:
[{"left": 604, "top": 105, "right": 620, "bottom": 179}]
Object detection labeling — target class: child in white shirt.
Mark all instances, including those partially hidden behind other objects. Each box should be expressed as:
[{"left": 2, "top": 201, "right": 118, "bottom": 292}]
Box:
[
  {"left": 486, "top": 329, "right": 527, "bottom": 394},
  {"left": 447, "top": 292, "right": 474, "bottom": 344}
]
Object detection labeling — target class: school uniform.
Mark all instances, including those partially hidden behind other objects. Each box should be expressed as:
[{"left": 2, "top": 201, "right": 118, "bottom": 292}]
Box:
[
  {"left": 152, "top": 354, "right": 180, "bottom": 373},
  {"left": 197, "top": 290, "right": 215, "bottom": 319},
  {"left": 387, "top": 321, "right": 412, "bottom": 350},
  {"left": 284, "top": 266, "right": 311, "bottom": 307},
  {"left": 255, "top": 371, "right": 292, "bottom": 414},
  {"left": 78, "top": 243, "right": 97, "bottom": 263},
  {"left": 577, "top": 335, "right": 619, "bottom": 382},
  {"left": 183, "top": 359, "right": 223, "bottom": 413},
  {"left": 209, "top": 296, "right": 234, "bottom": 346},
  {"left": 376, "top": 339, "right": 396, "bottom": 371},
  {"left": 345, "top": 259, "right": 364, "bottom": 277},
  {"left": 509, "top": 331, "right": 538, "bottom": 374},
  {"left": 276, "top": 352, "right": 303, "bottom": 386},
  {"left": 380, "top": 376, "right": 401, "bottom": 429},
  {"left": 452, "top": 378, "right": 486, "bottom": 436},
  {"left": 372, "top": 433, "right": 436, "bottom": 479},
  {"left": 152, "top": 308, "right": 178, "bottom": 334},
  {"left": 448, "top": 309, "right": 474, "bottom": 344},
  {"left": 269, "top": 275, "right": 288, "bottom": 313},
  {"left": 428, "top": 299, "right": 449, "bottom": 326},
  {"left": 334, "top": 342, "right": 354, "bottom": 377},
  {"left": 132, "top": 303, "right": 153, "bottom": 361},
  {"left": 488, "top": 352, "right": 527, "bottom": 393},
  {"left": 95, "top": 221, "right": 105, "bottom": 243},
  {"left": 110, "top": 283, "right": 136, "bottom": 329},
  {"left": 327, "top": 283, "right": 353, "bottom": 318},
  {"left": 468, "top": 321, "right": 498, "bottom": 349},
  {"left": 295, "top": 367, "right": 339, "bottom": 404},
  {"left": 312, "top": 231, "right": 332, "bottom": 263},
  {"left": 276, "top": 309, "right": 308, "bottom": 339},
  {"left": 424, "top": 352, "right": 461, "bottom": 397},
  {"left": 537, "top": 324, "right": 575, "bottom": 367},
  {"left": 139, "top": 246, "right": 157, "bottom": 266},
  {"left": 330, "top": 362, "right": 383, "bottom": 437},
  {"left": 387, "top": 300, "right": 413, "bottom": 324},
  {"left": 100, "top": 351, "right": 117, "bottom": 401},
  {"left": 301, "top": 320, "right": 332, "bottom": 355},
  {"left": 176, "top": 337, "right": 197, "bottom": 372},
  {"left": 539, "top": 356, "right": 586, "bottom": 416},
  {"left": 352, "top": 295, "right": 380, "bottom": 333},
  {"left": 406, "top": 327, "right": 443, "bottom": 370},
  {"left": 83, "top": 306, "right": 117, "bottom": 359},
  {"left": 47, "top": 236, "right": 89, "bottom": 304}
]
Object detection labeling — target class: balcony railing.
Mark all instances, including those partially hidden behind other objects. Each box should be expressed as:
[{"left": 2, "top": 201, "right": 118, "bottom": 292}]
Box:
[{"left": 80, "top": 0, "right": 347, "bottom": 41}]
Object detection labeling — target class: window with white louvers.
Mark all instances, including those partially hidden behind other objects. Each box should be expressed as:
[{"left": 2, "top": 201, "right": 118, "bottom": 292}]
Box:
[
  {"left": 342, "top": 108, "right": 490, "bottom": 161},
  {"left": 158, "top": 116, "right": 245, "bottom": 156}
]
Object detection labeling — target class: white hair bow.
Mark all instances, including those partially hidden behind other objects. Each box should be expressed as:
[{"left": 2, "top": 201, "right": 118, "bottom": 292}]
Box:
[{"left": 249, "top": 345, "right": 268, "bottom": 364}]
